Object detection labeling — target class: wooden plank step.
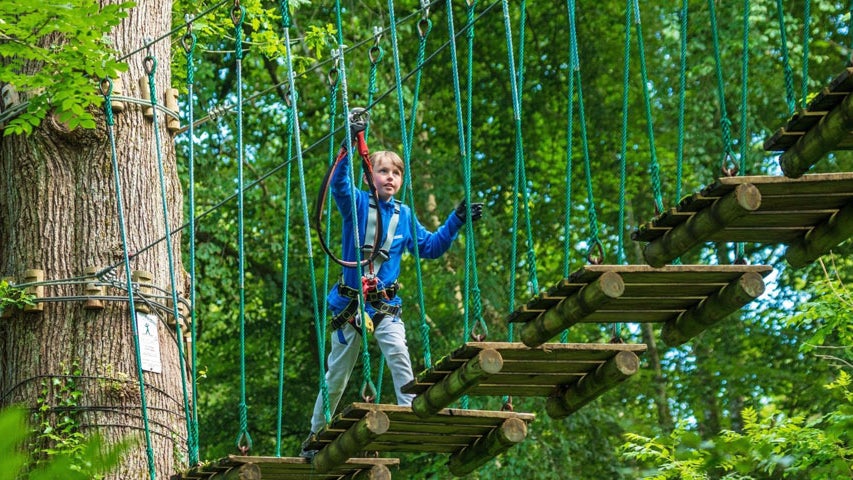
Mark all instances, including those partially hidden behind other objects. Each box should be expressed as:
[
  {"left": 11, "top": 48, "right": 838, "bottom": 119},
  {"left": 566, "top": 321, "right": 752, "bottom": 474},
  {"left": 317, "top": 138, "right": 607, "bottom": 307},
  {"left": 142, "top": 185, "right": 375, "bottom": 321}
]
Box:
[
  {"left": 632, "top": 173, "right": 853, "bottom": 267},
  {"left": 174, "top": 455, "right": 399, "bottom": 480},
  {"left": 308, "top": 403, "right": 534, "bottom": 476},
  {"left": 764, "top": 68, "right": 853, "bottom": 177},
  {"left": 507, "top": 264, "right": 770, "bottom": 348},
  {"left": 401, "top": 342, "right": 644, "bottom": 419}
]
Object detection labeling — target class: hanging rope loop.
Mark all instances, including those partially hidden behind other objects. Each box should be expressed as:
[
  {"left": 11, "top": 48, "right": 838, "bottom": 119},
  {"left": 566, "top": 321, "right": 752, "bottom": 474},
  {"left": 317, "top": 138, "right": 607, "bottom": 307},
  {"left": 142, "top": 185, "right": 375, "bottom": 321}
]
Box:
[
  {"left": 469, "top": 319, "right": 487, "bottom": 341},
  {"left": 99, "top": 77, "right": 113, "bottom": 97},
  {"left": 586, "top": 240, "right": 605, "bottom": 265},
  {"left": 417, "top": 18, "right": 432, "bottom": 39},
  {"left": 230, "top": 1, "right": 244, "bottom": 27},
  {"left": 501, "top": 396, "right": 514, "bottom": 412},
  {"left": 327, "top": 68, "right": 338, "bottom": 87},
  {"left": 360, "top": 380, "right": 377, "bottom": 403},
  {"left": 143, "top": 55, "right": 156, "bottom": 75}
]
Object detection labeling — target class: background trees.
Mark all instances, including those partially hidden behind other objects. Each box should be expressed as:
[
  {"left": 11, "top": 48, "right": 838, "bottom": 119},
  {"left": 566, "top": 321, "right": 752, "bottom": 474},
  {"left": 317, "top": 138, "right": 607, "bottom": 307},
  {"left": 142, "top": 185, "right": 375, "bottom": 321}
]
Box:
[{"left": 2, "top": 1, "right": 852, "bottom": 478}]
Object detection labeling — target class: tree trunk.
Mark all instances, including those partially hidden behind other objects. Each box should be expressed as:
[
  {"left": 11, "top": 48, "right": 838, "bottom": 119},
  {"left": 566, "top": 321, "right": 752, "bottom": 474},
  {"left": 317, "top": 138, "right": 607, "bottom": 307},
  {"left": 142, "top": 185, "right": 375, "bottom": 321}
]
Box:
[{"left": 0, "top": 0, "right": 189, "bottom": 478}]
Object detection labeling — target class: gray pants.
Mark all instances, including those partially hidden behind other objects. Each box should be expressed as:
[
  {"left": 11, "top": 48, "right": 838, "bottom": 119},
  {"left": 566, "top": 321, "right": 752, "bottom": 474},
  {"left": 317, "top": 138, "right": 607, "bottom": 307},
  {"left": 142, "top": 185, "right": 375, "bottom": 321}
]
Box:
[{"left": 310, "top": 315, "right": 415, "bottom": 433}]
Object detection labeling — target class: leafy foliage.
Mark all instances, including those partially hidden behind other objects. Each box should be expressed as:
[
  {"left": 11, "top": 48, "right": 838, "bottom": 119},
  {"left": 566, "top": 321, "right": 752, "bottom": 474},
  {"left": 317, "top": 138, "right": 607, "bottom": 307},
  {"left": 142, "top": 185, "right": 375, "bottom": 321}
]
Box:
[
  {"left": 0, "top": 0, "right": 133, "bottom": 135},
  {"left": 0, "top": 406, "right": 129, "bottom": 480}
]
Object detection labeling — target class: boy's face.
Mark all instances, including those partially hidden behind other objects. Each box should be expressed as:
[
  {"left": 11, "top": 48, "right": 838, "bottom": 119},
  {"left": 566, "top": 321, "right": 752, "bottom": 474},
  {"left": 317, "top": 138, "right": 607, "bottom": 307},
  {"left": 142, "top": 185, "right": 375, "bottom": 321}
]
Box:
[{"left": 369, "top": 158, "right": 403, "bottom": 201}]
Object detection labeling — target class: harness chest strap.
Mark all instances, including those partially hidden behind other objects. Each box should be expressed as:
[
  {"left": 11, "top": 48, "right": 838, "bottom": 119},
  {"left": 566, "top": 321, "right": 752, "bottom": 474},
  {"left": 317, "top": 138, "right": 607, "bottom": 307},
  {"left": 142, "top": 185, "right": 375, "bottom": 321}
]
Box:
[{"left": 362, "top": 197, "right": 401, "bottom": 274}]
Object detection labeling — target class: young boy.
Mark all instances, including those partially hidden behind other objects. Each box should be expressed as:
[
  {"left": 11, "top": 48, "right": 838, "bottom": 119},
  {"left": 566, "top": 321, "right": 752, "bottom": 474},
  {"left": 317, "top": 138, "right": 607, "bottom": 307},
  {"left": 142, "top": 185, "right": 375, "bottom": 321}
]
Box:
[{"left": 302, "top": 148, "right": 482, "bottom": 458}]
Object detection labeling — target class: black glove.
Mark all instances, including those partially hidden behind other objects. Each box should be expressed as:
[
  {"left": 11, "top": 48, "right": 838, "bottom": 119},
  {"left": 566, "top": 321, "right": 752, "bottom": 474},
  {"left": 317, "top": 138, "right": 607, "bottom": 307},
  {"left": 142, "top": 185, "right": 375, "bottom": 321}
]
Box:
[
  {"left": 455, "top": 200, "right": 484, "bottom": 222},
  {"left": 340, "top": 108, "right": 369, "bottom": 149}
]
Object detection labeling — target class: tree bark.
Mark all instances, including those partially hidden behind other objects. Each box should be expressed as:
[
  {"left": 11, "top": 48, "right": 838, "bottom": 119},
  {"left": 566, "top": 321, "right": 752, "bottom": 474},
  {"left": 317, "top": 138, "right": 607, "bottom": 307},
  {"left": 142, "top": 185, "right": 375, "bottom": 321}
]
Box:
[{"left": 0, "top": 0, "right": 189, "bottom": 478}]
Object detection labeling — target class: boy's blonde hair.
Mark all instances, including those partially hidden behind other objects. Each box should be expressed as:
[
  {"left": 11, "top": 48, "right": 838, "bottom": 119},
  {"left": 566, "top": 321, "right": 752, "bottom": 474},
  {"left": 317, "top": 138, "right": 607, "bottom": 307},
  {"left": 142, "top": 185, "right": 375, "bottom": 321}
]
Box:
[{"left": 370, "top": 150, "right": 404, "bottom": 172}]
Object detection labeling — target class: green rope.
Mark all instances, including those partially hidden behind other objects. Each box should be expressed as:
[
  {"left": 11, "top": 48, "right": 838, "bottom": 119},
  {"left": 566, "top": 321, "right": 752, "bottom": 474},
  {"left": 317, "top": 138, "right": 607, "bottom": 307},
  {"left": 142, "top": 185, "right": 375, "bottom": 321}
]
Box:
[
  {"left": 560, "top": 0, "right": 578, "bottom": 343},
  {"left": 801, "top": 0, "right": 811, "bottom": 109},
  {"left": 181, "top": 24, "right": 198, "bottom": 465},
  {"left": 230, "top": 4, "right": 252, "bottom": 453},
  {"left": 274, "top": 108, "right": 294, "bottom": 456},
  {"left": 335, "top": 0, "right": 377, "bottom": 404},
  {"left": 445, "top": 0, "right": 486, "bottom": 348},
  {"left": 633, "top": 0, "right": 664, "bottom": 214},
  {"left": 849, "top": 0, "right": 853, "bottom": 53},
  {"left": 775, "top": 0, "right": 796, "bottom": 117},
  {"left": 181, "top": 27, "right": 200, "bottom": 466},
  {"left": 618, "top": 0, "right": 632, "bottom": 266},
  {"left": 275, "top": 0, "right": 294, "bottom": 457},
  {"left": 365, "top": 30, "right": 382, "bottom": 143},
  {"left": 707, "top": 0, "right": 737, "bottom": 173},
  {"left": 318, "top": 68, "right": 338, "bottom": 418},
  {"left": 464, "top": 0, "right": 485, "bottom": 347},
  {"left": 561, "top": 0, "right": 578, "bottom": 280},
  {"left": 736, "top": 0, "right": 752, "bottom": 261},
  {"left": 144, "top": 54, "right": 196, "bottom": 460},
  {"left": 277, "top": 0, "right": 330, "bottom": 423},
  {"left": 386, "top": 0, "right": 434, "bottom": 370},
  {"left": 676, "top": 1, "right": 687, "bottom": 205},
  {"left": 100, "top": 78, "right": 157, "bottom": 480},
  {"left": 568, "top": 1, "right": 603, "bottom": 263}
]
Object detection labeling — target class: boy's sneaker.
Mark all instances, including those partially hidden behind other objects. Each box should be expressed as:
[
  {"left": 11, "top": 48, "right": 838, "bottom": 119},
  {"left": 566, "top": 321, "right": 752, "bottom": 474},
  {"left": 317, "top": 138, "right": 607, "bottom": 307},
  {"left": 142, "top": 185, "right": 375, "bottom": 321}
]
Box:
[{"left": 299, "top": 432, "right": 319, "bottom": 460}]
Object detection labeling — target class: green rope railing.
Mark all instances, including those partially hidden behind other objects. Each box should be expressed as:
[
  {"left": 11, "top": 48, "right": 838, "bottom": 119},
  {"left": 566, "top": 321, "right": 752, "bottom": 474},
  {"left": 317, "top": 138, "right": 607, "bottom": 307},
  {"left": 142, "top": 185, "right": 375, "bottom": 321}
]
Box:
[
  {"left": 568, "top": 1, "right": 603, "bottom": 265},
  {"left": 676, "top": 1, "right": 687, "bottom": 205},
  {"left": 100, "top": 78, "right": 157, "bottom": 480},
  {"left": 775, "top": 0, "right": 797, "bottom": 117},
  {"left": 275, "top": 0, "right": 331, "bottom": 424},
  {"left": 801, "top": 0, "right": 812, "bottom": 109},
  {"left": 618, "top": 0, "right": 632, "bottom": 266},
  {"left": 633, "top": 0, "right": 664, "bottom": 215},
  {"left": 387, "top": 0, "right": 434, "bottom": 370},
  {"left": 560, "top": 0, "right": 578, "bottom": 342},
  {"left": 334, "top": 0, "right": 378, "bottom": 404},
  {"left": 463, "top": 0, "right": 486, "bottom": 346},
  {"left": 274, "top": 104, "right": 295, "bottom": 456},
  {"left": 145, "top": 50, "right": 195, "bottom": 465},
  {"left": 181, "top": 24, "right": 200, "bottom": 466},
  {"left": 707, "top": 0, "right": 738, "bottom": 175},
  {"left": 230, "top": 3, "right": 252, "bottom": 453}
]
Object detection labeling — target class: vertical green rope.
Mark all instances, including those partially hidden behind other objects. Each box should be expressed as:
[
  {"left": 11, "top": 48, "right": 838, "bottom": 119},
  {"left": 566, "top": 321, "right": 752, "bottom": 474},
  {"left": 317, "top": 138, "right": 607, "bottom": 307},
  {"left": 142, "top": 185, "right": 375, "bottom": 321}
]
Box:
[
  {"left": 181, "top": 26, "right": 200, "bottom": 466},
  {"left": 144, "top": 54, "right": 195, "bottom": 461},
  {"left": 387, "top": 0, "right": 433, "bottom": 369},
  {"left": 274, "top": 107, "right": 294, "bottom": 456},
  {"left": 633, "top": 0, "right": 664, "bottom": 215},
  {"left": 676, "top": 1, "right": 687, "bottom": 205},
  {"left": 736, "top": 0, "right": 752, "bottom": 261},
  {"left": 445, "top": 0, "right": 486, "bottom": 349},
  {"left": 707, "top": 0, "right": 737, "bottom": 173},
  {"left": 561, "top": 0, "right": 578, "bottom": 280},
  {"left": 568, "top": 0, "right": 602, "bottom": 263},
  {"left": 618, "top": 0, "right": 632, "bottom": 266},
  {"left": 279, "top": 0, "right": 329, "bottom": 423},
  {"left": 801, "top": 0, "right": 811, "bottom": 109},
  {"left": 463, "top": 0, "right": 483, "bottom": 347},
  {"left": 318, "top": 66, "right": 338, "bottom": 417},
  {"left": 775, "top": 0, "right": 797, "bottom": 117},
  {"left": 100, "top": 78, "right": 157, "bottom": 480},
  {"left": 334, "top": 0, "right": 377, "bottom": 404},
  {"left": 560, "top": 0, "right": 578, "bottom": 343},
  {"left": 230, "top": 4, "right": 252, "bottom": 453},
  {"left": 502, "top": 0, "right": 539, "bottom": 335}
]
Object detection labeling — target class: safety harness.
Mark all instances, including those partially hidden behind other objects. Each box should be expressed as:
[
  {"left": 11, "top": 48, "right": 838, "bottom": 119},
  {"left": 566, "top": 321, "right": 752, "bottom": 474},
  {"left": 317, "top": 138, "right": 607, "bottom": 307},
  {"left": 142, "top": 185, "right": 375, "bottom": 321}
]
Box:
[
  {"left": 329, "top": 197, "right": 402, "bottom": 333},
  {"left": 315, "top": 108, "right": 404, "bottom": 335}
]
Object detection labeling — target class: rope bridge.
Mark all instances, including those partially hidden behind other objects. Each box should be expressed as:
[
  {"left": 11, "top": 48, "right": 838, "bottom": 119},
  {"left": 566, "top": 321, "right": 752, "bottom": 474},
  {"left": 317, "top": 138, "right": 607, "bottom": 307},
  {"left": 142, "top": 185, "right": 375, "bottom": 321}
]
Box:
[{"left": 5, "top": 1, "right": 853, "bottom": 479}]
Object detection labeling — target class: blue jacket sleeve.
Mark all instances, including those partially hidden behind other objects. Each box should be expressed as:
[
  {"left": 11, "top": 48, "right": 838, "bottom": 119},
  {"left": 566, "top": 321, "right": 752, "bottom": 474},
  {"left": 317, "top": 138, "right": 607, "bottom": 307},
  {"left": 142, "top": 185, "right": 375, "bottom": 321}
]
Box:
[
  {"left": 410, "top": 209, "right": 465, "bottom": 259},
  {"left": 331, "top": 153, "right": 356, "bottom": 215}
]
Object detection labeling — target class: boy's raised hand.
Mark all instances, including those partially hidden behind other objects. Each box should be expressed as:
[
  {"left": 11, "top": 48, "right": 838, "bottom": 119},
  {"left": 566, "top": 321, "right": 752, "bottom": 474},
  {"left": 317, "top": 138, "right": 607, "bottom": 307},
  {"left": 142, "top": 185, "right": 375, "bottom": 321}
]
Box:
[{"left": 455, "top": 200, "right": 484, "bottom": 222}]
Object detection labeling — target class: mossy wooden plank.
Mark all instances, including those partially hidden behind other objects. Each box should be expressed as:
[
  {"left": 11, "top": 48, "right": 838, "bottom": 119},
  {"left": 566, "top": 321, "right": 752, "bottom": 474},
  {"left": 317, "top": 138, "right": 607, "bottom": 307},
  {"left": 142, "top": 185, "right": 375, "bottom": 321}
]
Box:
[
  {"left": 412, "top": 349, "right": 504, "bottom": 417},
  {"left": 708, "top": 172, "right": 853, "bottom": 196},
  {"left": 757, "top": 193, "right": 853, "bottom": 211},
  {"left": 569, "top": 264, "right": 772, "bottom": 284},
  {"left": 724, "top": 210, "right": 839, "bottom": 228},
  {"left": 546, "top": 351, "right": 640, "bottom": 419}
]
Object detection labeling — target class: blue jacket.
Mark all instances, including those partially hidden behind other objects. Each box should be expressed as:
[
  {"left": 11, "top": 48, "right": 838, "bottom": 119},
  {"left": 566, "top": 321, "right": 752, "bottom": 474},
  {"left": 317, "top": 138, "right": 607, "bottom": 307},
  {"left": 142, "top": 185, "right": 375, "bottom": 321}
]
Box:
[{"left": 327, "top": 156, "right": 464, "bottom": 316}]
